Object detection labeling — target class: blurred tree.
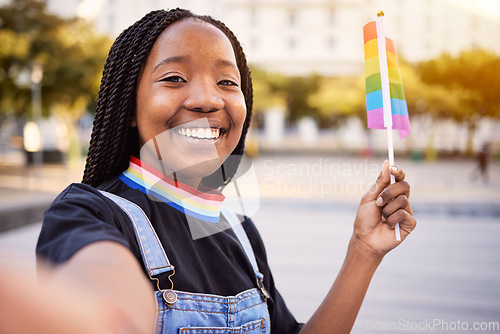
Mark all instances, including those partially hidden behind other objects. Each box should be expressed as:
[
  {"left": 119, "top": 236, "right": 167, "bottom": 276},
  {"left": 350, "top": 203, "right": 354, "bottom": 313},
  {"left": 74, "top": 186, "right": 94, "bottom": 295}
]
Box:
[
  {"left": 251, "top": 68, "right": 322, "bottom": 127},
  {"left": 284, "top": 74, "right": 321, "bottom": 125},
  {"left": 416, "top": 50, "right": 500, "bottom": 153},
  {"left": 308, "top": 75, "right": 365, "bottom": 128},
  {"left": 250, "top": 66, "right": 288, "bottom": 127},
  {"left": 0, "top": 0, "right": 111, "bottom": 120},
  {"left": 399, "top": 62, "right": 468, "bottom": 119}
]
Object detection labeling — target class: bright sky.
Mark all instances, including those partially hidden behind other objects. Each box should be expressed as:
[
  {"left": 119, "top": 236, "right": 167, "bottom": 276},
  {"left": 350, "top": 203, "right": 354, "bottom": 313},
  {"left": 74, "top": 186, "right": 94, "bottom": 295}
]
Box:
[
  {"left": 76, "top": 0, "right": 105, "bottom": 20},
  {"left": 448, "top": 0, "right": 500, "bottom": 21},
  {"left": 72, "top": 0, "right": 500, "bottom": 22}
]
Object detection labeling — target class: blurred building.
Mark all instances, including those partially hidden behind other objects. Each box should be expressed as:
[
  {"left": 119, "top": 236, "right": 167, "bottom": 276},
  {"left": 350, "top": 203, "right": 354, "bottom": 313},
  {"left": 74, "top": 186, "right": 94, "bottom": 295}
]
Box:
[
  {"left": 2, "top": 0, "right": 497, "bottom": 155},
  {"left": 35, "top": 0, "right": 500, "bottom": 76}
]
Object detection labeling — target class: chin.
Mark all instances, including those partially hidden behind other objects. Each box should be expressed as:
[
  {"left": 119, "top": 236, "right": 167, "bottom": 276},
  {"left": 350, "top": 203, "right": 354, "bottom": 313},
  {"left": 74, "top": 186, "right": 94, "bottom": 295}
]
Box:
[{"left": 175, "top": 158, "right": 222, "bottom": 180}]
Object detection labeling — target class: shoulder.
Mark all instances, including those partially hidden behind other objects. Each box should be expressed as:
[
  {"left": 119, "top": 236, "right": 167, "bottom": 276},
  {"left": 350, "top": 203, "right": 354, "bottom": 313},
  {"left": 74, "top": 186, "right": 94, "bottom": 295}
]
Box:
[
  {"left": 37, "top": 181, "right": 137, "bottom": 264},
  {"left": 44, "top": 181, "right": 132, "bottom": 225},
  {"left": 54, "top": 182, "right": 116, "bottom": 204}
]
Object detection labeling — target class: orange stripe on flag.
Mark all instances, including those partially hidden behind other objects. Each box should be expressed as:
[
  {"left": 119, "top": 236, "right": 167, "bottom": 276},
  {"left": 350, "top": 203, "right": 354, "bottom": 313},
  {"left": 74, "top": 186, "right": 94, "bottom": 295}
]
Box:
[
  {"left": 363, "top": 21, "right": 377, "bottom": 43},
  {"left": 364, "top": 21, "right": 397, "bottom": 61},
  {"left": 386, "top": 38, "right": 396, "bottom": 54},
  {"left": 387, "top": 51, "right": 399, "bottom": 68}
]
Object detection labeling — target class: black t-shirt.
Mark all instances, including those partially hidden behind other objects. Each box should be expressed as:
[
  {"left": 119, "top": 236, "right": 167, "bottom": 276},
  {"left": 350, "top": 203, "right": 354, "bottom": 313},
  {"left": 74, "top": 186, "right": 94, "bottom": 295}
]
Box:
[{"left": 36, "top": 177, "right": 303, "bottom": 333}]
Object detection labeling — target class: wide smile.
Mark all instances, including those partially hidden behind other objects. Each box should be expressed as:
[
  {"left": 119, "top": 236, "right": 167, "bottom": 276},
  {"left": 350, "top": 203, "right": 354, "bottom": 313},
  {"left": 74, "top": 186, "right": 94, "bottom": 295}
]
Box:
[{"left": 177, "top": 127, "right": 223, "bottom": 140}]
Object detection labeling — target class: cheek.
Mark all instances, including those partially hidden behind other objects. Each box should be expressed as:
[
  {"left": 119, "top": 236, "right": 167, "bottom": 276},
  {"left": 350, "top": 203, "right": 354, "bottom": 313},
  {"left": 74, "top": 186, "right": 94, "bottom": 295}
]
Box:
[
  {"left": 136, "top": 88, "right": 176, "bottom": 127},
  {"left": 135, "top": 96, "right": 168, "bottom": 145},
  {"left": 232, "top": 96, "right": 248, "bottom": 133}
]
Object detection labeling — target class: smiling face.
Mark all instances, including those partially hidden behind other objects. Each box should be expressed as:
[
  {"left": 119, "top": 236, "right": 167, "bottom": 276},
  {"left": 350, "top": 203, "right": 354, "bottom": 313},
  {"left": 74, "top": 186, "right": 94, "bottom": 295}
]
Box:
[{"left": 134, "top": 18, "right": 247, "bottom": 188}]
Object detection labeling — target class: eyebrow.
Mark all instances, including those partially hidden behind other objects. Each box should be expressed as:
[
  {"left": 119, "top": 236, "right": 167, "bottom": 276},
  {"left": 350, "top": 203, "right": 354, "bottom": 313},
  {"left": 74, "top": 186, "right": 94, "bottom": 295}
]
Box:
[
  {"left": 152, "top": 56, "right": 186, "bottom": 73},
  {"left": 152, "top": 56, "right": 239, "bottom": 73},
  {"left": 216, "top": 59, "right": 239, "bottom": 71}
]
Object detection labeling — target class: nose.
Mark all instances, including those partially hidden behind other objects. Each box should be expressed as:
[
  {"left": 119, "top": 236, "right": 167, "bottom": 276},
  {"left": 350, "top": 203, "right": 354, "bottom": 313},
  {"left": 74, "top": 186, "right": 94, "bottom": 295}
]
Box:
[{"left": 183, "top": 79, "right": 224, "bottom": 113}]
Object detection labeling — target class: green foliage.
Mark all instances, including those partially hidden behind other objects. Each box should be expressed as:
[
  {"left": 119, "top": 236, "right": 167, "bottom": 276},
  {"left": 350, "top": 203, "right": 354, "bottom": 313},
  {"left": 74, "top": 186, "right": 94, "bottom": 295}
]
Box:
[
  {"left": 284, "top": 74, "right": 321, "bottom": 124},
  {"left": 251, "top": 67, "right": 324, "bottom": 126},
  {"left": 0, "top": 30, "right": 30, "bottom": 58},
  {"left": 414, "top": 50, "right": 500, "bottom": 154},
  {"left": 399, "top": 62, "right": 463, "bottom": 119},
  {"left": 250, "top": 66, "right": 288, "bottom": 114},
  {"left": 308, "top": 76, "right": 365, "bottom": 128},
  {"left": 0, "top": 0, "right": 111, "bottom": 119},
  {"left": 416, "top": 50, "right": 500, "bottom": 121},
  {"left": 252, "top": 49, "right": 500, "bottom": 135}
]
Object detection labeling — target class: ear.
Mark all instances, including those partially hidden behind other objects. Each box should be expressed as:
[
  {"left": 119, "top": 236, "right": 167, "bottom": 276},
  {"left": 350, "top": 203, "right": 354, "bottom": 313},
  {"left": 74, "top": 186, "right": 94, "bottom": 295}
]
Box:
[{"left": 130, "top": 115, "right": 137, "bottom": 127}]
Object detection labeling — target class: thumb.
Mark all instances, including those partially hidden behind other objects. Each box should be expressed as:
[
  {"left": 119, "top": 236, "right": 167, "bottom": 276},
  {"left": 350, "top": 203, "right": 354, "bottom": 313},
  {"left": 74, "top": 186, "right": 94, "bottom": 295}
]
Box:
[{"left": 362, "top": 160, "right": 391, "bottom": 204}]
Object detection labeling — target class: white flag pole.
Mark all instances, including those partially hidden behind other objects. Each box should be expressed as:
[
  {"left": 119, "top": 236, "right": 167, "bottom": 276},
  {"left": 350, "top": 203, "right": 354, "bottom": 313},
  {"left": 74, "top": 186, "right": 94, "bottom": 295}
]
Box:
[{"left": 376, "top": 11, "right": 400, "bottom": 241}]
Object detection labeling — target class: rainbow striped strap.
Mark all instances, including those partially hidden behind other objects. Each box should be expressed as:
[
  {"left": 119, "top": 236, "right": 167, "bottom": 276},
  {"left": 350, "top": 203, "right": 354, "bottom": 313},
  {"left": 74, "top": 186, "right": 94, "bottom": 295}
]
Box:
[{"left": 119, "top": 157, "right": 225, "bottom": 223}]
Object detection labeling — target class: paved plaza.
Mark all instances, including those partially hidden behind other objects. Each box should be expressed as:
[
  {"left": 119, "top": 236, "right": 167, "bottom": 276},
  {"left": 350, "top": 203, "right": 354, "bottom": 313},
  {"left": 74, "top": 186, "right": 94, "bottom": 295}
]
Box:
[{"left": 1, "top": 154, "right": 499, "bottom": 333}]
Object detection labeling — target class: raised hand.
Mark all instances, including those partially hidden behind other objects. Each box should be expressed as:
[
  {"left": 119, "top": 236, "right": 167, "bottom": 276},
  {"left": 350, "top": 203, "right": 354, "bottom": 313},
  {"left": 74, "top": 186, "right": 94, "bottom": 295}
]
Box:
[{"left": 353, "top": 160, "right": 416, "bottom": 258}]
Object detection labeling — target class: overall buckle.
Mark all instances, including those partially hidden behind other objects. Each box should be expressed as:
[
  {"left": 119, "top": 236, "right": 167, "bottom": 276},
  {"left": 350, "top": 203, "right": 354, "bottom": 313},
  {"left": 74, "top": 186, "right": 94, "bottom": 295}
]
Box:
[
  {"left": 150, "top": 267, "right": 177, "bottom": 307},
  {"left": 257, "top": 278, "right": 270, "bottom": 301}
]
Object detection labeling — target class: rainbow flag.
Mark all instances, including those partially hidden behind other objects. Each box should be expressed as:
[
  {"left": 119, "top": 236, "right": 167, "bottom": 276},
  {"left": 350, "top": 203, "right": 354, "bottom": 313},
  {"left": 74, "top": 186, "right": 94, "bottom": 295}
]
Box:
[{"left": 363, "top": 20, "right": 410, "bottom": 138}]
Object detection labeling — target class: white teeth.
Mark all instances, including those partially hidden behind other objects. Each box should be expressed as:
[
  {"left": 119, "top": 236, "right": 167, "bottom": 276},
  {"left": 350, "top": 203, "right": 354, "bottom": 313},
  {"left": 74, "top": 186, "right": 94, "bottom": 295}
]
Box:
[{"left": 178, "top": 128, "right": 220, "bottom": 140}]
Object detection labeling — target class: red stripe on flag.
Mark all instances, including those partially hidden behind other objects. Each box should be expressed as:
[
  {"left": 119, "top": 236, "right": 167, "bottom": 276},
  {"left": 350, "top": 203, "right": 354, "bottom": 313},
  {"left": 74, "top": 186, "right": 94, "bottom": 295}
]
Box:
[{"left": 363, "top": 21, "right": 377, "bottom": 44}]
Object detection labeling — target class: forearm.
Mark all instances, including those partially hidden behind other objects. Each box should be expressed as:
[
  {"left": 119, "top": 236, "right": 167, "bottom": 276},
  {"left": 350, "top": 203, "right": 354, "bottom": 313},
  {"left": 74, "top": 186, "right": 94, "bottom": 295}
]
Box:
[
  {"left": 43, "top": 241, "right": 156, "bottom": 333},
  {"left": 300, "top": 235, "right": 383, "bottom": 334},
  {"left": 299, "top": 162, "right": 416, "bottom": 333}
]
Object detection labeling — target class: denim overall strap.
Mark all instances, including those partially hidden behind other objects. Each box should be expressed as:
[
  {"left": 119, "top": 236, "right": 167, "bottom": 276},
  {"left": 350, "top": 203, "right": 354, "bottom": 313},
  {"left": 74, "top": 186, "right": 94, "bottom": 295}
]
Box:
[
  {"left": 100, "top": 194, "right": 270, "bottom": 333},
  {"left": 221, "top": 206, "right": 269, "bottom": 299},
  {"left": 99, "top": 191, "right": 174, "bottom": 277}
]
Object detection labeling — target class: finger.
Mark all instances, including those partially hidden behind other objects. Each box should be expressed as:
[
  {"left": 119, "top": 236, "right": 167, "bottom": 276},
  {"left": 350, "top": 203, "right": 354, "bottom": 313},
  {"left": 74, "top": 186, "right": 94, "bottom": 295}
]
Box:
[
  {"left": 381, "top": 195, "right": 409, "bottom": 221},
  {"left": 363, "top": 160, "right": 391, "bottom": 203},
  {"left": 376, "top": 180, "right": 410, "bottom": 207},
  {"left": 385, "top": 209, "right": 416, "bottom": 234},
  {"left": 390, "top": 165, "right": 406, "bottom": 183},
  {"left": 399, "top": 211, "right": 417, "bottom": 236},
  {"left": 405, "top": 201, "right": 413, "bottom": 215}
]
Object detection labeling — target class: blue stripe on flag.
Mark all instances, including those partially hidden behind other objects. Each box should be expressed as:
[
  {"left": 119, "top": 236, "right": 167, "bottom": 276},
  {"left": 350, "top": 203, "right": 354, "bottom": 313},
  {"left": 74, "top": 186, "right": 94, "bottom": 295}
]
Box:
[
  {"left": 391, "top": 99, "right": 409, "bottom": 116},
  {"left": 366, "top": 90, "right": 382, "bottom": 111},
  {"left": 367, "top": 90, "right": 408, "bottom": 117}
]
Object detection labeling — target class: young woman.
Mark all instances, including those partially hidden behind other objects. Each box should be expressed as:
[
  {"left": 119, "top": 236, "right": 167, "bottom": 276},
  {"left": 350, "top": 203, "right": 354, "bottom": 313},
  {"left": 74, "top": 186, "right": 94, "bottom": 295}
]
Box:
[{"left": 31, "top": 8, "right": 415, "bottom": 334}]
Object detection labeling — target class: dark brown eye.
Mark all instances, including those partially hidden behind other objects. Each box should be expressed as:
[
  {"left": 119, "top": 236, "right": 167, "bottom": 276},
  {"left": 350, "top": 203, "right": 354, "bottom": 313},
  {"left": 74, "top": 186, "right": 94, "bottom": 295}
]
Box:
[
  {"left": 161, "top": 76, "right": 186, "bottom": 83},
  {"left": 218, "top": 79, "right": 238, "bottom": 87}
]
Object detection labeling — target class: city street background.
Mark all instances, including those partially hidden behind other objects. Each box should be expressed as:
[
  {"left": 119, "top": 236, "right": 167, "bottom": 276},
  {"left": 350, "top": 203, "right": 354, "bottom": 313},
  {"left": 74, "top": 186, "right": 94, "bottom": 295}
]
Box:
[{"left": 1, "top": 153, "right": 499, "bottom": 333}]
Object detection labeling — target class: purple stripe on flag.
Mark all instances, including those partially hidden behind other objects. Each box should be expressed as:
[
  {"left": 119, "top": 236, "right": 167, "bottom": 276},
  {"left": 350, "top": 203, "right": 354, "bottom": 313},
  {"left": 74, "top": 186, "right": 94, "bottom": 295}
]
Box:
[
  {"left": 393, "top": 114, "right": 411, "bottom": 139},
  {"left": 367, "top": 108, "right": 411, "bottom": 139},
  {"left": 367, "top": 108, "right": 385, "bottom": 129}
]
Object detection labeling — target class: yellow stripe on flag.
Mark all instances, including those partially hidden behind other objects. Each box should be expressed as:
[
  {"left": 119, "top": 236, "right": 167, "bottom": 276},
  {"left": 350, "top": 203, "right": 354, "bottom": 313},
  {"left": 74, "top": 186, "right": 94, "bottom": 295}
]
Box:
[
  {"left": 364, "top": 39, "right": 378, "bottom": 61},
  {"left": 365, "top": 56, "right": 380, "bottom": 77},
  {"left": 388, "top": 67, "right": 402, "bottom": 85}
]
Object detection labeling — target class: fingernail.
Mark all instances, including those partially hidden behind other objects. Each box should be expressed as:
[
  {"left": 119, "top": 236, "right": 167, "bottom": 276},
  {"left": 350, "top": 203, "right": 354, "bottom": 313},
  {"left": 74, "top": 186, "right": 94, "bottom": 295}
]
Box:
[
  {"left": 390, "top": 166, "right": 399, "bottom": 173},
  {"left": 376, "top": 197, "right": 384, "bottom": 206}
]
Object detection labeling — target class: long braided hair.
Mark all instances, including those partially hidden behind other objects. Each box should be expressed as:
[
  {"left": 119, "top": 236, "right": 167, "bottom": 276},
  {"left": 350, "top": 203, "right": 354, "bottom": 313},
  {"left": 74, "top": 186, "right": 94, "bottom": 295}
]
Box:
[{"left": 82, "top": 8, "right": 253, "bottom": 188}]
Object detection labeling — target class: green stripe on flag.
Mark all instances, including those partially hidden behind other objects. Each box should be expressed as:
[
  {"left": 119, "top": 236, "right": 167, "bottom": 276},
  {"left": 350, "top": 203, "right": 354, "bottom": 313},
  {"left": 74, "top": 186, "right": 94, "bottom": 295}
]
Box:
[
  {"left": 365, "top": 73, "right": 381, "bottom": 94},
  {"left": 390, "top": 82, "right": 405, "bottom": 100}
]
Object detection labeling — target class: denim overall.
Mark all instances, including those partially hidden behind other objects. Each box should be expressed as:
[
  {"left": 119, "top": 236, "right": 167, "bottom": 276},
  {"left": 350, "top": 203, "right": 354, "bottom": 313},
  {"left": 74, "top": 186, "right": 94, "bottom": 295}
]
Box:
[{"left": 100, "top": 191, "right": 271, "bottom": 334}]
